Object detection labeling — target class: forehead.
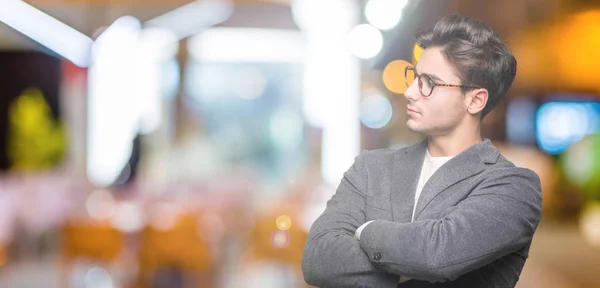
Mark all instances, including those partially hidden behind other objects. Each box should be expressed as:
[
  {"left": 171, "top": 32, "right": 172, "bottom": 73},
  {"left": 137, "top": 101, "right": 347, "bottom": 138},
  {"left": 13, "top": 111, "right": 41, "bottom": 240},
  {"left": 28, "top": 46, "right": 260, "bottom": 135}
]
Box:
[{"left": 415, "top": 47, "right": 460, "bottom": 82}]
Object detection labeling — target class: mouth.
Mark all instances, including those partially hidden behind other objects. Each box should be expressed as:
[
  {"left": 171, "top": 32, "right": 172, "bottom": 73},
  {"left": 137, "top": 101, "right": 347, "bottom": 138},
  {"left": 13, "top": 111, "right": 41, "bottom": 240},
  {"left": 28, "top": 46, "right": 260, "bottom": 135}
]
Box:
[{"left": 407, "top": 107, "right": 420, "bottom": 115}]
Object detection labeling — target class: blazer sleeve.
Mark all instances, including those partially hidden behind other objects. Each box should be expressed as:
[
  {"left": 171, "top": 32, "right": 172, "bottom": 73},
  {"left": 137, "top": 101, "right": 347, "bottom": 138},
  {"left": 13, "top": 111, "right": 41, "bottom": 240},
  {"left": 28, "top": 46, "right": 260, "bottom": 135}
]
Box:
[
  {"left": 358, "top": 167, "right": 542, "bottom": 283},
  {"left": 302, "top": 151, "right": 400, "bottom": 288}
]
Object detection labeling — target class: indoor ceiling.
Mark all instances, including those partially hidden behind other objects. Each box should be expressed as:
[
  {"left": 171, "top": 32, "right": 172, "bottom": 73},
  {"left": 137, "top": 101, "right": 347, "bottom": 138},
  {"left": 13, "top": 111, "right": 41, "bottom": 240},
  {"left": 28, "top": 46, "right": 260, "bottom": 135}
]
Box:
[
  {"left": 2, "top": 0, "right": 598, "bottom": 81},
  {"left": 0, "top": 0, "right": 294, "bottom": 50}
]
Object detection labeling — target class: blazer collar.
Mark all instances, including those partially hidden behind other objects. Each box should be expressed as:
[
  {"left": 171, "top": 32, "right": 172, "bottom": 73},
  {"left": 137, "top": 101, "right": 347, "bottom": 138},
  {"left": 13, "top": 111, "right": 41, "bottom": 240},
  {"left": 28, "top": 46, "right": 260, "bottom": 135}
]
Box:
[
  {"left": 390, "top": 138, "right": 499, "bottom": 222},
  {"left": 405, "top": 138, "right": 499, "bottom": 164}
]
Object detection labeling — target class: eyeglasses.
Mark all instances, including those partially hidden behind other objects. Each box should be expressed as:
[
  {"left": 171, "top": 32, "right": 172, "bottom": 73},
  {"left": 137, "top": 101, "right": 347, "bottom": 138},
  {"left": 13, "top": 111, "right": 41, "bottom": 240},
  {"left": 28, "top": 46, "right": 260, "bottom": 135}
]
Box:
[{"left": 404, "top": 66, "right": 480, "bottom": 97}]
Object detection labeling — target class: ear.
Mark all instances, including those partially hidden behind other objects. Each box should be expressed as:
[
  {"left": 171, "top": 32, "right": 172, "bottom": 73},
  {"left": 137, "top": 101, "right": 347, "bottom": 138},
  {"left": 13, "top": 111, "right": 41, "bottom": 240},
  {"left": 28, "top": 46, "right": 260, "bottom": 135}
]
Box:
[{"left": 466, "top": 88, "right": 488, "bottom": 115}]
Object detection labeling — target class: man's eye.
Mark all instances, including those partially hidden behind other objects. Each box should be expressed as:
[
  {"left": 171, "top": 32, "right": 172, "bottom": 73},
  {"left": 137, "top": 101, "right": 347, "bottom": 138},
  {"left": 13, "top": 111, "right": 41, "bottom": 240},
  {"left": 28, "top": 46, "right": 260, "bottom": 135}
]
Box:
[{"left": 422, "top": 75, "right": 434, "bottom": 87}]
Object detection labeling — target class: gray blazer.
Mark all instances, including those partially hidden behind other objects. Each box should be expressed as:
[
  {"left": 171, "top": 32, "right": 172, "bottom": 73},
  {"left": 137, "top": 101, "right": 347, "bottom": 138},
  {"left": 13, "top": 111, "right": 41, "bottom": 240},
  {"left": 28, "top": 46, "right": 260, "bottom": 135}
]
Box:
[{"left": 302, "top": 138, "right": 542, "bottom": 288}]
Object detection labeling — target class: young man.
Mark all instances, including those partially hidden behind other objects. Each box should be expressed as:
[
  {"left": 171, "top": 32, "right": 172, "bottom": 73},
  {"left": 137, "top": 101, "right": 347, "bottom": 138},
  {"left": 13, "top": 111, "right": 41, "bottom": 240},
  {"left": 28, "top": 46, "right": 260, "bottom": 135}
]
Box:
[{"left": 302, "top": 15, "right": 542, "bottom": 287}]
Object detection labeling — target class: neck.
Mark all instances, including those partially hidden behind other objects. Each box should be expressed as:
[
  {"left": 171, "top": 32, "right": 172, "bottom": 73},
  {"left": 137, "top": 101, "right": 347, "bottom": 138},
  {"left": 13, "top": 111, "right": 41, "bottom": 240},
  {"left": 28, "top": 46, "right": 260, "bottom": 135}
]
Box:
[{"left": 427, "top": 120, "right": 482, "bottom": 157}]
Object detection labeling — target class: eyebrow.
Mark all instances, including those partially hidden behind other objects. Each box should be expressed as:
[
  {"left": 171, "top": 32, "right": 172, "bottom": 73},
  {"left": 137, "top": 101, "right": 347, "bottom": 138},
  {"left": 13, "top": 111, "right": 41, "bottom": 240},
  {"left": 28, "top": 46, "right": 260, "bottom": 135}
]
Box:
[{"left": 414, "top": 67, "right": 446, "bottom": 83}]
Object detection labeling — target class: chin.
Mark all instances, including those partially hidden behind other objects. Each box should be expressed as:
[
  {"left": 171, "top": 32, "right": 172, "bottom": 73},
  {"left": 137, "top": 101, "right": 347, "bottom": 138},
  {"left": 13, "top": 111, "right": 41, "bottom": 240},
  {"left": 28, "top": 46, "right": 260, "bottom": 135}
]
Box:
[{"left": 406, "top": 120, "right": 427, "bottom": 134}]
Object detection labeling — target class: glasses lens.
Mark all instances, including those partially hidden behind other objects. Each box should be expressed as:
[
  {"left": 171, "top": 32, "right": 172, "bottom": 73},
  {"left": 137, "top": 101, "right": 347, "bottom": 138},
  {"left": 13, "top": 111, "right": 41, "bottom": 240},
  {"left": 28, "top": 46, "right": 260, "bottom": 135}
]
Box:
[{"left": 419, "top": 74, "right": 434, "bottom": 96}]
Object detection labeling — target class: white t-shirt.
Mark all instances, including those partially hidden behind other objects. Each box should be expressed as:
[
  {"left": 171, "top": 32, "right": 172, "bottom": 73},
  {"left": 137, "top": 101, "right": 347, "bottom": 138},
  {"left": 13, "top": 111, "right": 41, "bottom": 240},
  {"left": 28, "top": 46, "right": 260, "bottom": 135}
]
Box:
[{"left": 411, "top": 149, "right": 453, "bottom": 221}]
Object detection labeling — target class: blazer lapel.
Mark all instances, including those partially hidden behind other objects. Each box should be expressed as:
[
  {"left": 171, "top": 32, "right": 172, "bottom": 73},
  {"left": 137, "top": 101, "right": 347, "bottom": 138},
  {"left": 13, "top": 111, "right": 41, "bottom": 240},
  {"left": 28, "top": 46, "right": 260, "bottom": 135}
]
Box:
[
  {"left": 390, "top": 139, "right": 427, "bottom": 222},
  {"left": 412, "top": 139, "right": 500, "bottom": 221}
]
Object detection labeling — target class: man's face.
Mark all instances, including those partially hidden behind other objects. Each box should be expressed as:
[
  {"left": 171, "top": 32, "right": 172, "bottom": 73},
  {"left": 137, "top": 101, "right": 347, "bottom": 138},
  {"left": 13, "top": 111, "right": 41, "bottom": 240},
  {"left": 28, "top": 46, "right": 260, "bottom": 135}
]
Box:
[{"left": 403, "top": 47, "right": 469, "bottom": 136}]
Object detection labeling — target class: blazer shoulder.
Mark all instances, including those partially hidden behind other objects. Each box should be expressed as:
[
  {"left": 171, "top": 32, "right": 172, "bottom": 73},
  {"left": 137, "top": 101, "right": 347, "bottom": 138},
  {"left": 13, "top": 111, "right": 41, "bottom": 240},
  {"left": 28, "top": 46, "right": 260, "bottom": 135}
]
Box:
[
  {"left": 361, "top": 140, "right": 420, "bottom": 160},
  {"left": 482, "top": 156, "right": 542, "bottom": 202},
  {"left": 491, "top": 154, "right": 541, "bottom": 183},
  {"left": 363, "top": 147, "right": 398, "bottom": 158},
  {"left": 360, "top": 147, "right": 402, "bottom": 166}
]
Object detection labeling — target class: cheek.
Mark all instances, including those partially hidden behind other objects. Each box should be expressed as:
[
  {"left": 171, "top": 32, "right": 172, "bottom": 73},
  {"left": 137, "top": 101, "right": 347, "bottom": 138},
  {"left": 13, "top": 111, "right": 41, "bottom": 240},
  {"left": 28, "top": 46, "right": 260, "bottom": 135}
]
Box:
[{"left": 427, "top": 97, "right": 465, "bottom": 122}]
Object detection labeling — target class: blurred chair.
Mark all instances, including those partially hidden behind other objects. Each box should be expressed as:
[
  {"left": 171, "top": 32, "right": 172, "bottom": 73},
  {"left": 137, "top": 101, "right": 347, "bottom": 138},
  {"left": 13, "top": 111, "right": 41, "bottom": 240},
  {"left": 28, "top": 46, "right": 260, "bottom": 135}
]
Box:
[
  {"left": 136, "top": 212, "right": 214, "bottom": 288},
  {"left": 60, "top": 220, "right": 124, "bottom": 287}
]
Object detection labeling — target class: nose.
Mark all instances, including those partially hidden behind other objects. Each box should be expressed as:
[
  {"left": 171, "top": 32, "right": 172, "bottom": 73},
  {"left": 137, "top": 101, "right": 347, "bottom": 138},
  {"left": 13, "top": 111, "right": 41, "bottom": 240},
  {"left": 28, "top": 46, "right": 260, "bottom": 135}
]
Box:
[{"left": 403, "top": 78, "right": 420, "bottom": 102}]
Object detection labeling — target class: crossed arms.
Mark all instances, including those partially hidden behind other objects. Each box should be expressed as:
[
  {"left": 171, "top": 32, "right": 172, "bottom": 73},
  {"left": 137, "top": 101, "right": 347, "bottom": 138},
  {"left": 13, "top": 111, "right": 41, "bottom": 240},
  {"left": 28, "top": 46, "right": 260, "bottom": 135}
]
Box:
[{"left": 302, "top": 151, "right": 542, "bottom": 287}]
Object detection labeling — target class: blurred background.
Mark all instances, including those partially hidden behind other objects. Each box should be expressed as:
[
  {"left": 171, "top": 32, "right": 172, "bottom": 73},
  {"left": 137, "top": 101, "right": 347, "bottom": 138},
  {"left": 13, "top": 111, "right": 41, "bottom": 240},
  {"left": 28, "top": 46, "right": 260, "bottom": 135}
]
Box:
[{"left": 0, "top": 0, "right": 599, "bottom": 287}]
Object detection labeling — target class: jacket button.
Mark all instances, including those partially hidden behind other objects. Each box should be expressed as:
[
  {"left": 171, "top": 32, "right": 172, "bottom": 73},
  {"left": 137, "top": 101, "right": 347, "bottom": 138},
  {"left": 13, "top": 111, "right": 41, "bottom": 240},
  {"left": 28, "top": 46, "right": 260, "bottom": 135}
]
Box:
[{"left": 373, "top": 252, "right": 382, "bottom": 261}]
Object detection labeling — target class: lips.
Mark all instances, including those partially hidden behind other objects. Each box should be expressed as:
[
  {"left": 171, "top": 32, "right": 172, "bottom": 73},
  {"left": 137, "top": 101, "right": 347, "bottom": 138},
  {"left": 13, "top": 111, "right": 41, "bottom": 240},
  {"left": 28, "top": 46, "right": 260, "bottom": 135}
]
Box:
[{"left": 407, "top": 107, "right": 419, "bottom": 114}]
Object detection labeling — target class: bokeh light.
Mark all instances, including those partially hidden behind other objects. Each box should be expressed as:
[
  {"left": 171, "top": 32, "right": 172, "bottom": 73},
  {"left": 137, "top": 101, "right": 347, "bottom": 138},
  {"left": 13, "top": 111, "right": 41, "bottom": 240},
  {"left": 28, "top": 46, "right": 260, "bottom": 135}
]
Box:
[
  {"left": 148, "top": 202, "right": 180, "bottom": 231},
  {"left": 413, "top": 43, "right": 423, "bottom": 64},
  {"left": 365, "top": 0, "right": 407, "bottom": 30},
  {"left": 348, "top": 24, "right": 383, "bottom": 59},
  {"left": 270, "top": 230, "right": 290, "bottom": 249},
  {"left": 562, "top": 134, "right": 600, "bottom": 190},
  {"left": 110, "top": 202, "right": 144, "bottom": 233},
  {"left": 536, "top": 102, "right": 600, "bottom": 155},
  {"left": 84, "top": 266, "right": 114, "bottom": 288},
  {"left": 291, "top": 0, "right": 357, "bottom": 33},
  {"left": 383, "top": 59, "right": 413, "bottom": 94},
  {"left": 86, "top": 189, "right": 116, "bottom": 220},
  {"left": 276, "top": 215, "right": 292, "bottom": 231},
  {"left": 360, "top": 93, "right": 393, "bottom": 129},
  {"left": 580, "top": 202, "right": 600, "bottom": 247}
]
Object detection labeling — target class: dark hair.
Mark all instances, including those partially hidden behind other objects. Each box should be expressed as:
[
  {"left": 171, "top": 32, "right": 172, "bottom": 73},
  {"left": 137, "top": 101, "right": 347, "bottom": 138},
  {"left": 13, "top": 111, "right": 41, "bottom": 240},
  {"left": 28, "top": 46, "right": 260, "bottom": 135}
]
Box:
[{"left": 416, "top": 14, "right": 517, "bottom": 119}]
